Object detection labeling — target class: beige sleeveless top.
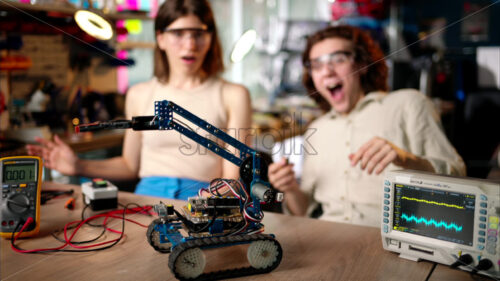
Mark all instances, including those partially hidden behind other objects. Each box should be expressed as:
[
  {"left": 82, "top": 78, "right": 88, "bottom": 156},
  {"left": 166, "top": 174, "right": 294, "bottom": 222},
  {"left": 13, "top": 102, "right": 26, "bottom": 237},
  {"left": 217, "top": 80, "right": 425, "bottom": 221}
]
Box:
[{"left": 126, "top": 77, "right": 228, "bottom": 181}]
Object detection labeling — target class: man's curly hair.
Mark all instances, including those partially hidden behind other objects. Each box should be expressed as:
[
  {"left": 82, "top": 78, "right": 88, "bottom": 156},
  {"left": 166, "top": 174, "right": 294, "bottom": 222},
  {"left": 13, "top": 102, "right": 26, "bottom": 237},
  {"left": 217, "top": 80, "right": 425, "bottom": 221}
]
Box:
[{"left": 302, "top": 25, "right": 388, "bottom": 111}]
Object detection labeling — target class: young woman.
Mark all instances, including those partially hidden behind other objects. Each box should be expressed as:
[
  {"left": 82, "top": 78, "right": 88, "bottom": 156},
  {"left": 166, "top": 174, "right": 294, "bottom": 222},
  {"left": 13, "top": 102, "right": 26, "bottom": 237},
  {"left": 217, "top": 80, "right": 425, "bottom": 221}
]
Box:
[{"left": 27, "top": 0, "right": 252, "bottom": 200}]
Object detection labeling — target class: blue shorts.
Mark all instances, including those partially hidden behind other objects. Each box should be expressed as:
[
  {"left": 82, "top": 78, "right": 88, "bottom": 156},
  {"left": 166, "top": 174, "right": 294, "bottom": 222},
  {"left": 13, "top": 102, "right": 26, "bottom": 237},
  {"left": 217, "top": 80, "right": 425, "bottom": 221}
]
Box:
[{"left": 135, "top": 177, "right": 208, "bottom": 200}]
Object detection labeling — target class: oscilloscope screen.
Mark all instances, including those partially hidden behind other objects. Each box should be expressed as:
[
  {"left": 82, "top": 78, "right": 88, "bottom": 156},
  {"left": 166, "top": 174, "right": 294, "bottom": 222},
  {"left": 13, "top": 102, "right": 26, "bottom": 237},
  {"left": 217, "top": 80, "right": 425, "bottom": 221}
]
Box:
[{"left": 392, "top": 183, "right": 475, "bottom": 246}]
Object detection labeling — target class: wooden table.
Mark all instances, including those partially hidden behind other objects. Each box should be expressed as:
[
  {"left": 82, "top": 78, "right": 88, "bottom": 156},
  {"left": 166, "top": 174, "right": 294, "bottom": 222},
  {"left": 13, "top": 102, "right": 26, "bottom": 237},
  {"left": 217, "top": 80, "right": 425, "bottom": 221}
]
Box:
[{"left": 1, "top": 182, "right": 435, "bottom": 281}]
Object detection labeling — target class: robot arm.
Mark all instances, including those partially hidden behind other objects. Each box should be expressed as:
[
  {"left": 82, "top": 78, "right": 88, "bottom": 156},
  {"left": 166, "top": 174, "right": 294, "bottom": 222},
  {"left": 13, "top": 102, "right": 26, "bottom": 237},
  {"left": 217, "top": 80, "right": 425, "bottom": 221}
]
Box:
[{"left": 77, "top": 100, "right": 282, "bottom": 204}]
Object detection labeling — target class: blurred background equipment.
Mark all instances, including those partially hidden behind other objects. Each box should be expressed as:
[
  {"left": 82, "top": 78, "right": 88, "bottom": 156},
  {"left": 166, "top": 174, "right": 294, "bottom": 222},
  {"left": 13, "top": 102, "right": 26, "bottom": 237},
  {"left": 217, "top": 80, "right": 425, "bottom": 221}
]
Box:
[{"left": 0, "top": 0, "right": 499, "bottom": 183}]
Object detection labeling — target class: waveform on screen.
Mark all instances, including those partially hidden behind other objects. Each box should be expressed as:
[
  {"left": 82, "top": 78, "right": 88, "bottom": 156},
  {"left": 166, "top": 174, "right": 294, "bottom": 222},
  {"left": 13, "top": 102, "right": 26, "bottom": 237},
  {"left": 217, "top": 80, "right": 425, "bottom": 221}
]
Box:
[
  {"left": 401, "top": 213, "right": 463, "bottom": 232},
  {"left": 401, "top": 196, "right": 464, "bottom": 210}
]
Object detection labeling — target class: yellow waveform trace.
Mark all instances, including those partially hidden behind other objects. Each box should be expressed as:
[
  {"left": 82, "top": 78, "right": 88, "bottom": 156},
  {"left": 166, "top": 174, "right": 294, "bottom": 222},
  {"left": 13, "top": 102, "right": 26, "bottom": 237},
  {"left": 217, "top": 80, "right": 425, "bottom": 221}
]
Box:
[{"left": 401, "top": 196, "right": 464, "bottom": 210}]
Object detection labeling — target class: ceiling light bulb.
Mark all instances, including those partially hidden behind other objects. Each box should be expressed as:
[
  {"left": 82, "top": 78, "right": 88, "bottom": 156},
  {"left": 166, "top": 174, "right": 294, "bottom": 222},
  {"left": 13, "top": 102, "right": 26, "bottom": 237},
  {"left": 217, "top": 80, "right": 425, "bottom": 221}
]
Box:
[
  {"left": 75, "top": 10, "right": 113, "bottom": 40},
  {"left": 230, "top": 29, "right": 257, "bottom": 63}
]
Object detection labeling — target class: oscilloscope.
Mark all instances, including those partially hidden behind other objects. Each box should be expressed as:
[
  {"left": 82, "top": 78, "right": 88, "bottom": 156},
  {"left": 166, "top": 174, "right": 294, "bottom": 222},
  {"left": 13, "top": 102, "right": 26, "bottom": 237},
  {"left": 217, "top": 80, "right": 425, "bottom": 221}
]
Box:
[{"left": 381, "top": 170, "right": 499, "bottom": 278}]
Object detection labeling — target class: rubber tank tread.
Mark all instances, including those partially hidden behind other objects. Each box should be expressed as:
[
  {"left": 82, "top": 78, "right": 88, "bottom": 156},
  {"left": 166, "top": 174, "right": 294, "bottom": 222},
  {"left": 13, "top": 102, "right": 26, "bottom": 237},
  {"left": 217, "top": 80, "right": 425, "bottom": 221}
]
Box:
[{"left": 168, "top": 233, "right": 282, "bottom": 281}]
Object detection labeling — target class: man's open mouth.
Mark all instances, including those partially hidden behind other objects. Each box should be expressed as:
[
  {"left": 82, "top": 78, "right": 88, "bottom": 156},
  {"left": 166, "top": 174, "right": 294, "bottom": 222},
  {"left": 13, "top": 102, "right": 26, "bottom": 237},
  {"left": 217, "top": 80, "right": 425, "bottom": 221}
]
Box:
[{"left": 327, "top": 83, "right": 343, "bottom": 100}]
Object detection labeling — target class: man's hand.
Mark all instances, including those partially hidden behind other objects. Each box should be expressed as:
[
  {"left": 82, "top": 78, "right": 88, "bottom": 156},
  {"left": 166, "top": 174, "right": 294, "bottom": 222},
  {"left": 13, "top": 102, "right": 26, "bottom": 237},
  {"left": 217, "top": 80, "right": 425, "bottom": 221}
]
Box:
[
  {"left": 349, "top": 136, "right": 413, "bottom": 175},
  {"left": 268, "top": 158, "right": 300, "bottom": 193},
  {"left": 268, "top": 157, "right": 308, "bottom": 216}
]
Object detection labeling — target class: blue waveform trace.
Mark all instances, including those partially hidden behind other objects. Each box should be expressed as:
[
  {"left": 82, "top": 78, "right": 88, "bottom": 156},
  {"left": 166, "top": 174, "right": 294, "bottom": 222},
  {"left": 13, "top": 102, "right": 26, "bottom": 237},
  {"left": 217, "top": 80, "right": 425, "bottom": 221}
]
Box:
[{"left": 401, "top": 213, "right": 463, "bottom": 232}]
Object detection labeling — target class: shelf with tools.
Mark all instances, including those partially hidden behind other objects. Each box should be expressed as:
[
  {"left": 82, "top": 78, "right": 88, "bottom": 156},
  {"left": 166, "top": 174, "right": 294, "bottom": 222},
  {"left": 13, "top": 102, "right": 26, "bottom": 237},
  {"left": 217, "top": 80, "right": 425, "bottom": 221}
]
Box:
[
  {"left": 0, "top": 1, "right": 151, "bottom": 20},
  {"left": 0, "top": 1, "right": 147, "bottom": 133}
]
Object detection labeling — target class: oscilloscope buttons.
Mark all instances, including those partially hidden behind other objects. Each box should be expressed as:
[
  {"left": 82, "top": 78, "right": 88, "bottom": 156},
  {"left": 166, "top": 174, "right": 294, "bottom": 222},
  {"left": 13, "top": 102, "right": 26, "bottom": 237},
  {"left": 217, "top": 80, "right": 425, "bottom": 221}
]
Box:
[
  {"left": 486, "top": 229, "right": 498, "bottom": 256},
  {"left": 479, "top": 230, "right": 486, "bottom": 236},
  {"left": 479, "top": 237, "right": 486, "bottom": 243},
  {"left": 479, "top": 223, "right": 486, "bottom": 229},
  {"left": 480, "top": 202, "right": 488, "bottom": 208},
  {"left": 480, "top": 217, "right": 487, "bottom": 222},
  {"left": 486, "top": 245, "right": 496, "bottom": 255},
  {"left": 480, "top": 194, "right": 487, "bottom": 201},
  {"left": 490, "top": 216, "right": 499, "bottom": 224},
  {"left": 382, "top": 183, "right": 390, "bottom": 233},
  {"left": 480, "top": 209, "right": 487, "bottom": 215}
]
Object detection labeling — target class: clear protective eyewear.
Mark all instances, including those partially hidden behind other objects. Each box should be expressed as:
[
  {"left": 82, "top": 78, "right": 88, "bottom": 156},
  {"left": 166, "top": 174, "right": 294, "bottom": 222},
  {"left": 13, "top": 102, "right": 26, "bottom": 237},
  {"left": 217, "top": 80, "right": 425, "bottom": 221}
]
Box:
[
  {"left": 306, "top": 51, "right": 354, "bottom": 72},
  {"left": 164, "top": 28, "right": 212, "bottom": 45}
]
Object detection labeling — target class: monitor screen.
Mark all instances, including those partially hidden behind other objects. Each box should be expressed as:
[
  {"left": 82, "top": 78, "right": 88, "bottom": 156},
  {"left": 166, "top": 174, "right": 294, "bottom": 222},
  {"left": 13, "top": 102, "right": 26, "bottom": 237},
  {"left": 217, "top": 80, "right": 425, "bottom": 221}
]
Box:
[
  {"left": 3, "top": 163, "right": 36, "bottom": 184},
  {"left": 392, "top": 183, "right": 475, "bottom": 246}
]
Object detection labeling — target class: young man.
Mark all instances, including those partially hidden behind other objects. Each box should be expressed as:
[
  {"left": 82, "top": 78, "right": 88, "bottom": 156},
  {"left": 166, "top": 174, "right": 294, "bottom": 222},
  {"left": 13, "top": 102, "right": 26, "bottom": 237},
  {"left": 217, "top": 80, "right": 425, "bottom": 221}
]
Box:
[{"left": 268, "top": 26, "right": 465, "bottom": 227}]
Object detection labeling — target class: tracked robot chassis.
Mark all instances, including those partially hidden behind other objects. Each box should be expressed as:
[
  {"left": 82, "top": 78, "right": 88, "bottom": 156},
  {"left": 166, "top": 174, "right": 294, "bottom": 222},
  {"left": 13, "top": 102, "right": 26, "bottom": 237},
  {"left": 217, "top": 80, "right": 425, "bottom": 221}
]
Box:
[{"left": 78, "top": 100, "right": 284, "bottom": 280}]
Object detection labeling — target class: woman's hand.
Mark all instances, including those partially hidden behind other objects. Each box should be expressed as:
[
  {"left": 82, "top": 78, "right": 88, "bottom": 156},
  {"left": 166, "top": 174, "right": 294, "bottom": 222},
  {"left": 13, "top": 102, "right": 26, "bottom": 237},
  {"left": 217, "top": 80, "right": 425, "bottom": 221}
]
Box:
[
  {"left": 349, "top": 136, "right": 434, "bottom": 175},
  {"left": 26, "top": 135, "right": 79, "bottom": 176}
]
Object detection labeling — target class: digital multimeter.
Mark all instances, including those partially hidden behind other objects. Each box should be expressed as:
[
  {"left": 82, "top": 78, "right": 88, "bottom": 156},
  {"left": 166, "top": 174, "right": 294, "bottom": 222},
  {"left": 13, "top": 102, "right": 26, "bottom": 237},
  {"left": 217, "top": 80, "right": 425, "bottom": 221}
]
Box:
[{"left": 0, "top": 156, "right": 43, "bottom": 238}]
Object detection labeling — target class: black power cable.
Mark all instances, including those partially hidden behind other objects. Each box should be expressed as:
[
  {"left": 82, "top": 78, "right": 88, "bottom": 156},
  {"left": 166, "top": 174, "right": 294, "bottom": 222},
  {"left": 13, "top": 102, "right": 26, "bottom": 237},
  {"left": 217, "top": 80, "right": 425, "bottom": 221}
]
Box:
[
  {"left": 470, "top": 259, "right": 498, "bottom": 281},
  {"left": 41, "top": 190, "right": 74, "bottom": 204},
  {"left": 450, "top": 254, "right": 473, "bottom": 268},
  {"left": 474, "top": 259, "right": 494, "bottom": 272}
]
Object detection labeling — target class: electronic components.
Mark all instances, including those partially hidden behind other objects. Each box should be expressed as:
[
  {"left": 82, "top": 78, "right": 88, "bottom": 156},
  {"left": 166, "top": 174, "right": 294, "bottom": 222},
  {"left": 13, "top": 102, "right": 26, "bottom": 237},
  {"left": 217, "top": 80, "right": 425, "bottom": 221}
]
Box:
[
  {"left": 188, "top": 196, "right": 241, "bottom": 215},
  {"left": 0, "top": 156, "right": 42, "bottom": 238},
  {"left": 81, "top": 178, "right": 118, "bottom": 211},
  {"left": 183, "top": 196, "right": 244, "bottom": 234}
]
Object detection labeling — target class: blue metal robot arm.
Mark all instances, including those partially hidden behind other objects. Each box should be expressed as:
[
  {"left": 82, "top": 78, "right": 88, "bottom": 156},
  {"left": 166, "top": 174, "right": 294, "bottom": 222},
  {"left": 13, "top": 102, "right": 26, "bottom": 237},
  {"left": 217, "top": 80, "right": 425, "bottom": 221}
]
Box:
[{"left": 77, "top": 100, "right": 282, "bottom": 205}]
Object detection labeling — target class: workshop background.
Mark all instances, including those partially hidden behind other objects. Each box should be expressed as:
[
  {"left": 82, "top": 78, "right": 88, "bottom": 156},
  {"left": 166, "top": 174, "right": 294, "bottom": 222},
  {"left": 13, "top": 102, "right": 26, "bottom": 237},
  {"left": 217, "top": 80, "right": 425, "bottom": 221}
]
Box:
[{"left": 1, "top": 0, "right": 499, "bottom": 188}]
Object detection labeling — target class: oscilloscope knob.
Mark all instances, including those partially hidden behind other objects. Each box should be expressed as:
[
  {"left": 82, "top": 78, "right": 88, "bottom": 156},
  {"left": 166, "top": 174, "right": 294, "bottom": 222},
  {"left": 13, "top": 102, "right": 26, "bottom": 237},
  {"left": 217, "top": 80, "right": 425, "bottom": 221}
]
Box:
[{"left": 7, "top": 194, "right": 30, "bottom": 214}]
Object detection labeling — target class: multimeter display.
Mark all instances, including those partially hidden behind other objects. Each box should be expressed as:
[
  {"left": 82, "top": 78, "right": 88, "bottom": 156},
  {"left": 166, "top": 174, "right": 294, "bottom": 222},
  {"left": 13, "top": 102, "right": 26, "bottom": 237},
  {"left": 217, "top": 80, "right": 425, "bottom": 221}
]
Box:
[
  {"left": 1, "top": 156, "right": 43, "bottom": 238},
  {"left": 3, "top": 163, "right": 36, "bottom": 184}
]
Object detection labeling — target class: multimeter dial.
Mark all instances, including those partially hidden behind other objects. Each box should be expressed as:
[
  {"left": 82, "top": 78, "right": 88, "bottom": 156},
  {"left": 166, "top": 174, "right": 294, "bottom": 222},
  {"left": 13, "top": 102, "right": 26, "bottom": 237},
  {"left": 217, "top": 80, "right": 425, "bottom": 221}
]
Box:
[{"left": 7, "top": 193, "right": 31, "bottom": 214}]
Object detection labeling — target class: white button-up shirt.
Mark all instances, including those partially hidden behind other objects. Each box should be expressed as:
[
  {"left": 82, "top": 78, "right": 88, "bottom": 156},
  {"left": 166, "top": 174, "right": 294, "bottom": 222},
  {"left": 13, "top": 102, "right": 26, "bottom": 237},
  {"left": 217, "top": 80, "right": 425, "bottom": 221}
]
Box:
[{"left": 300, "top": 89, "right": 466, "bottom": 227}]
